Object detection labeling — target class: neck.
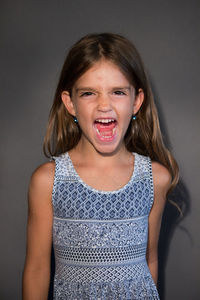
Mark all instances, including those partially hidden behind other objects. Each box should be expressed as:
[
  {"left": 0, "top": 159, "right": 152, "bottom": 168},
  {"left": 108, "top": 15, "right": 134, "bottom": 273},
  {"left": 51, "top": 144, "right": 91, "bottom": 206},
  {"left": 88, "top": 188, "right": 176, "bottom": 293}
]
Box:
[{"left": 69, "top": 140, "right": 131, "bottom": 167}]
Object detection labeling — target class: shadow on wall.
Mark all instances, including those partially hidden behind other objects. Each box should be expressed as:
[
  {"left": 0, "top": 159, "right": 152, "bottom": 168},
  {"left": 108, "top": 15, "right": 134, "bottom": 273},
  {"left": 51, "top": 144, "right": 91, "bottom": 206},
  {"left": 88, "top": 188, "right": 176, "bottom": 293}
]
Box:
[
  {"left": 48, "top": 248, "right": 55, "bottom": 300},
  {"left": 152, "top": 83, "right": 191, "bottom": 300},
  {"left": 47, "top": 83, "right": 191, "bottom": 300},
  {"left": 158, "top": 180, "right": 191, "bottom": 300}
]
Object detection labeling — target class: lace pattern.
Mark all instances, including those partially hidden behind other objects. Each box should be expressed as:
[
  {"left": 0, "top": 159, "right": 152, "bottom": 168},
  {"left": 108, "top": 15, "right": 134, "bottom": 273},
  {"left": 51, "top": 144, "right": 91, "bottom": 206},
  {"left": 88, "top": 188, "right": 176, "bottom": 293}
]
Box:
[
  {"left": 52, "top": 152, "right": 159, "bottom": 299},
  {"left": 52, "top": 153, "right": 154, "bottom": 220},
  {"left": 55, "top": 244, "right": 146, "bottom": 266},
  {"left": 53, "top": 216, "right": 148, "bottom": 248},
  {"left": 53, "top": 266, "right": 159, "bottom": 299},
  {"left": 55, "top": 261, "right": 149, "bottom": 283}
]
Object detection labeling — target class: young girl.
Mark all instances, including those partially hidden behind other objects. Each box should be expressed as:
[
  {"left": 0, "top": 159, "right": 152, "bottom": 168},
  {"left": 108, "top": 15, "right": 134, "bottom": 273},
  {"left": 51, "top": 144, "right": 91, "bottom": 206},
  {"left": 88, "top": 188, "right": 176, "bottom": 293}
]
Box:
[{"left": 22, "top": 33, "right": 178, "bottom": 300}]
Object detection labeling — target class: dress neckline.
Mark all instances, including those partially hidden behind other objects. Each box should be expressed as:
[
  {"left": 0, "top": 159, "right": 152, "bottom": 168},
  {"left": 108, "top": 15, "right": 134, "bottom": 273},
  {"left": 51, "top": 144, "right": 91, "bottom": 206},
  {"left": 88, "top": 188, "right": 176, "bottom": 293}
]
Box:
[{"left": 66, "top": 152, "right": 138, "bottom": 194}]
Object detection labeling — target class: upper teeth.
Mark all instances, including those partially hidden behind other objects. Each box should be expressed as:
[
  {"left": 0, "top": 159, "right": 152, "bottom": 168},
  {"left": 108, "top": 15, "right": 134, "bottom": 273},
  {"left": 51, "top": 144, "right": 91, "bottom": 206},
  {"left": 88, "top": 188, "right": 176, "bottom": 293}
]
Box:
[{"left": 96, "top": 119, "right": 115, "bottom": 123}]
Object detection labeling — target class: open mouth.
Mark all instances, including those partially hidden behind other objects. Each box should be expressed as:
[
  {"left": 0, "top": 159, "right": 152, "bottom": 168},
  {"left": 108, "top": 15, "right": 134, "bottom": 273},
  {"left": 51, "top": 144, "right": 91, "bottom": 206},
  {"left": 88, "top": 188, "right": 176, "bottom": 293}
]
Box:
[{"left": 94, "top": 118, "right": 117, "bottom": 141}]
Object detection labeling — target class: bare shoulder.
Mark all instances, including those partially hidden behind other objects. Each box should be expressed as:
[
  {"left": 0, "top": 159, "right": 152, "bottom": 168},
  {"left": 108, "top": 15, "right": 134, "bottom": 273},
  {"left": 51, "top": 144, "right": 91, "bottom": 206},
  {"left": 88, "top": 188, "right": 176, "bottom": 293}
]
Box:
[
  {"left": 151, "top": 161, "right": 171, "bottom": 201},
  {"left": 152, "top": 161, "right": 171, "bottom": 190},
  {"left": 29, "top": 161, "right": 55, "bottom": 203},
  {"left": 30, "top": 161, "right": 55, "bottom": 186}
]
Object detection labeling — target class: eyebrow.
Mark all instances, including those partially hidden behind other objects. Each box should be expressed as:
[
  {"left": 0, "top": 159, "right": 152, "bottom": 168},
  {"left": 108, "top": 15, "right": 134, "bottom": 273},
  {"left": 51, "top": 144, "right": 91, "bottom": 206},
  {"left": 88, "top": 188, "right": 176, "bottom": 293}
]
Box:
[
  {"left": 75, "top": 87, "right": 97, "bottom": 93},
  {"left": 75, "top": 86, "right": 132, "bottom": 93}
]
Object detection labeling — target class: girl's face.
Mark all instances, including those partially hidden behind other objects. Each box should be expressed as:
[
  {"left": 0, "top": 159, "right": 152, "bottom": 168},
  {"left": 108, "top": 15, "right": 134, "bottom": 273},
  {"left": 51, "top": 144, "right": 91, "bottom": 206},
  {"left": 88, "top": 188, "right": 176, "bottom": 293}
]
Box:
[{"left": 62, "top": 60, "right": 143, "bottom": 155}]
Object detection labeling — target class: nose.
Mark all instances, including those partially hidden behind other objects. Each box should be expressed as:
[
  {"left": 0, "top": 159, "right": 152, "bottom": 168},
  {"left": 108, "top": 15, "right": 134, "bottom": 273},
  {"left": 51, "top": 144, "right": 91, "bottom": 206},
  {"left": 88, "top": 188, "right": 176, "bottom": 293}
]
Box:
[{"left": 97, "top": 93, "right": 112, "bottom": 112}]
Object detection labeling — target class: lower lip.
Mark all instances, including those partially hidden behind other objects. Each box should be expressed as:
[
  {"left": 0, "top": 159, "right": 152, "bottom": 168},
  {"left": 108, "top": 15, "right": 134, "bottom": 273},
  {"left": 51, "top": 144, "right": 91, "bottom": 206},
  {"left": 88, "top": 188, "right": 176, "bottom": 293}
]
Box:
[{"left": 94, "top": 125, "right": 117, "bottom": 142}]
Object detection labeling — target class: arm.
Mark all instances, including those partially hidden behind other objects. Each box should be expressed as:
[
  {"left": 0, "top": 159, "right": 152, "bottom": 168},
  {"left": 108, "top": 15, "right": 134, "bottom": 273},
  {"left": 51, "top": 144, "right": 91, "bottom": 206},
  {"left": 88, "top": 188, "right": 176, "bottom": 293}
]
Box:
[
  {"left": 22, "top": 162, "right": 55, "bottom": 300},
  {"left": 146, "top": 162, "right": 171, "bottom": 285}
]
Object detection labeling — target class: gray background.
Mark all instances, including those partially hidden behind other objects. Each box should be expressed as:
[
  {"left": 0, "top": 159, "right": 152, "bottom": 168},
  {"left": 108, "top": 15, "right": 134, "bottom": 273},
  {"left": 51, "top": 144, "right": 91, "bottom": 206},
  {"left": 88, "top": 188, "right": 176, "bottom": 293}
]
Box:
[{"left": 1, "top": 0, "right": 199, "bottom": 299}]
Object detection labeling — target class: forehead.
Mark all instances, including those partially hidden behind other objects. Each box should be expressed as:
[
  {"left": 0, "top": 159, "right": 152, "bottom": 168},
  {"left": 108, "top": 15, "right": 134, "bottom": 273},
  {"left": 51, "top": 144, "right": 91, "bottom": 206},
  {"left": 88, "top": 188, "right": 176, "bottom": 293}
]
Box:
[{"left": 74, "top": 59, "right": 131, "bottom": 88}]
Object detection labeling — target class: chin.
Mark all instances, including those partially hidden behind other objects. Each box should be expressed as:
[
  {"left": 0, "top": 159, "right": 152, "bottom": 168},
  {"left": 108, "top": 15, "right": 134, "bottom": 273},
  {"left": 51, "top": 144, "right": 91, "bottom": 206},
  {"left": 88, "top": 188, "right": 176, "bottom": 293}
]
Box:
[{"left": 94, "top": 142, "right": 123, "bottom": 156}]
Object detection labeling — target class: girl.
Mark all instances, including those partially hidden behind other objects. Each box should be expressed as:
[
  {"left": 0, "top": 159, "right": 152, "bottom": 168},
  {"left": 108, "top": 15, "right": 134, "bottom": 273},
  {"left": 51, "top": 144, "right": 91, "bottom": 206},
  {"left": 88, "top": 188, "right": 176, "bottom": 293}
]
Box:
[{"left": 22, "top": 33, "right": 178, "bottom": 299}]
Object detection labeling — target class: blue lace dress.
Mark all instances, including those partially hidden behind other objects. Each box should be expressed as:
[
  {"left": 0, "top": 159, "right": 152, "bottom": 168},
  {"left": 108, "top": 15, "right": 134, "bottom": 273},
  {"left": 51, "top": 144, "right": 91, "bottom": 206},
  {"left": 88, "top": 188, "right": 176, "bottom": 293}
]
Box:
[{"left": 52, "top": 152, "right": 160, "bottom": 299}]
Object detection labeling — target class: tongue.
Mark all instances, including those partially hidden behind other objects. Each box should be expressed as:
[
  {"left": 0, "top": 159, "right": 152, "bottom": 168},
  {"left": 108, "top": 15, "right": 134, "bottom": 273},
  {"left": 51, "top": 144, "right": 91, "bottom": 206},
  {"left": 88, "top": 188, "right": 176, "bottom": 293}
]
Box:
[
  {"left": 96, "top": 122, "right": 115, "bottom": 131},
  {"left": 95, "top": 122, "right": 116, "bottom": 136}
]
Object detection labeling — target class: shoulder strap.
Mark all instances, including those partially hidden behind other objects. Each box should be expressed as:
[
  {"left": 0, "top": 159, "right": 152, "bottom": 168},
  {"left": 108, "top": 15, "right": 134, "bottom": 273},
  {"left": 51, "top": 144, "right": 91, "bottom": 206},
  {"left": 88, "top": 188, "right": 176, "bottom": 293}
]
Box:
[
  {"left": 51, "top": 152, "right": 79, "bottom": 210},
  {"left": 134, "top": 153, "right": 154, "bottom": 209},
  {"left": 52, "top": 152, "right": 78, "bottom": 181},
  {"left": 134, "top": 153, "right": 151, "bottom": 177}
]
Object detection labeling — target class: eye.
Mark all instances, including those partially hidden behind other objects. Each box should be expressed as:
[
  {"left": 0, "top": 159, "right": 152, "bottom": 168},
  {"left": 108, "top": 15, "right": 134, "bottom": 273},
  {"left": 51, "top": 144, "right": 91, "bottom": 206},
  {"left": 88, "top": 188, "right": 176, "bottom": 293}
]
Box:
[
  {"left": 80, "top": 91, "right": 94, "bottom": 97},
  {"left": 113, "top": 90, "right": 126, "bottom": 96}
]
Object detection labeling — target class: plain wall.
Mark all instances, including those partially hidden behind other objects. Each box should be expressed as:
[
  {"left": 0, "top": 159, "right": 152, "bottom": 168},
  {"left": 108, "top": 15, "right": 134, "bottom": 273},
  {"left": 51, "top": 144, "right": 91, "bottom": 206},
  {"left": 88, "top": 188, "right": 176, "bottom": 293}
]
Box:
[{"left": 0, "top": 0, "right": 199, "bottom": 299}]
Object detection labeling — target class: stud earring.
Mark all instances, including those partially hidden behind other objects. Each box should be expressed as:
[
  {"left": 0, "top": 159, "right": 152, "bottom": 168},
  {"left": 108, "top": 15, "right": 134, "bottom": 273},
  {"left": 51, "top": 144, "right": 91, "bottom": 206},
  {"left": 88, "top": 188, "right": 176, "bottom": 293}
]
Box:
[
  {"left": 132, "top": 115, "right": 136, "bottom": 120},
  {"left": 73, "top": 117, "right": 78, "bottom": 123}
]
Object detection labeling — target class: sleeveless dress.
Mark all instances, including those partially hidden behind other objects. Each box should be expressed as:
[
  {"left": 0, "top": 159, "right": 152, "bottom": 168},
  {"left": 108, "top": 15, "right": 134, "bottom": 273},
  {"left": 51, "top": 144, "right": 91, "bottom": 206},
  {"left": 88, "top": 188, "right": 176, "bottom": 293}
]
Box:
[{"left": 52, "top": 152, "right": 160, "bottom": 300}]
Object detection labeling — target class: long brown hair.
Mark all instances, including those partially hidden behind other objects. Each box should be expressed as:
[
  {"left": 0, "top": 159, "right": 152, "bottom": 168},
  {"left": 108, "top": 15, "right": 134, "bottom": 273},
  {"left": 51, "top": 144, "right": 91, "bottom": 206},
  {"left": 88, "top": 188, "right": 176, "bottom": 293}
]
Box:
[{"left": 44, "top": 33, "right": 179, "bottom": 191}]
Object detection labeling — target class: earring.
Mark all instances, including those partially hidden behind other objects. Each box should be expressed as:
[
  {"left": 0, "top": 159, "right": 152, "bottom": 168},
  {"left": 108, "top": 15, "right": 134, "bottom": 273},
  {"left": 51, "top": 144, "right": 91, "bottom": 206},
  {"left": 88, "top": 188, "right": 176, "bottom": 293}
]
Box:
[
  {"left": 132, "top": 115, "right": 136, "bottom": 120},
  {"left": 73, "top": 117, "right": 78, "bottom": 123}
]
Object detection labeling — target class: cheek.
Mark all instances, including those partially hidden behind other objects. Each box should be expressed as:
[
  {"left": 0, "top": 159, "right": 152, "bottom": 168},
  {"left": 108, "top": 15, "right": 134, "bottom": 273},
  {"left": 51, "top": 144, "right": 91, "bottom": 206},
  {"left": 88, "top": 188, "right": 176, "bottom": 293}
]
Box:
[
  {"left": 120, "top": 102, "right": 134, "bottom": 118},
  {"left": 71, "top": 99, "right": 84, "bottom": 116},
  {"left": 75, "top": 104, "right": 92, "bottom": 123}
]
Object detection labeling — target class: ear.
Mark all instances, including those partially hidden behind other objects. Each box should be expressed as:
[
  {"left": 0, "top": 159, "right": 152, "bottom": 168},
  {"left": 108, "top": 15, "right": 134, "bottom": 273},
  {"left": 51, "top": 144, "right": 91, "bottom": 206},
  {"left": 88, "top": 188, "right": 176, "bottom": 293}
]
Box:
[
  {"left": 133, "top": 88, "right": 144, "bottom": 115},
  {"left": 61, "top": 91, "right": 76, "bottom": 116}
]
